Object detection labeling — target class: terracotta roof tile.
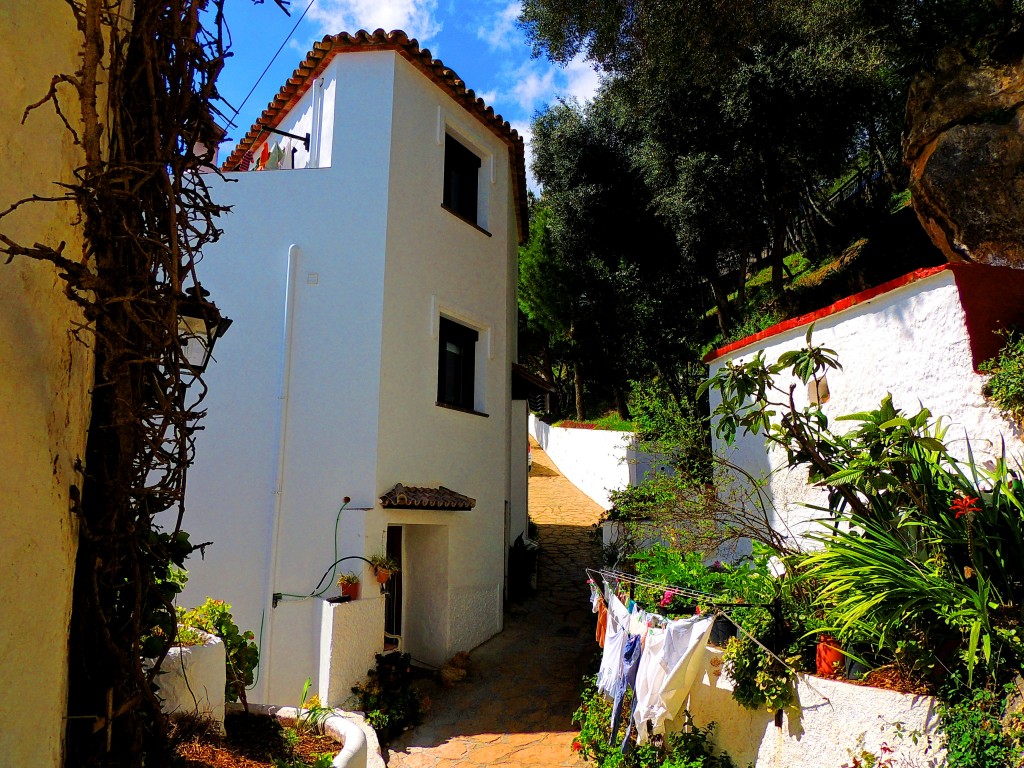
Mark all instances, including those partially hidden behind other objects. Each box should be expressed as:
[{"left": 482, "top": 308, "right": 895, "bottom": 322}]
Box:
[
  {"left": 379, "top": 483, "right": 476, "bottom": 510},
  {"left": 223, "top": 29, "right": 529, "bottom": 243}
]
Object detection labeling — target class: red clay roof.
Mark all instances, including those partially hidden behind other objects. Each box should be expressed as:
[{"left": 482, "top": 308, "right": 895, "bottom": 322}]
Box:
[
  {"left": 222, "top": 29, "right": 529, "bottom": 244},
  {"left": 379, "top": 483, "right": 476, "bottom": 510}
]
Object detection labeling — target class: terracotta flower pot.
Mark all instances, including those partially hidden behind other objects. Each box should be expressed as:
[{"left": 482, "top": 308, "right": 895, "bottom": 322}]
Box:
[
  {"left": 375, "top": 568, "right": 392, "bottom": 585},
  {"left": 816, "top": 635, "right": 844, "bottom": 677},
  {"left": 339, "top": 581, "right": 360, "bottom": 600}
]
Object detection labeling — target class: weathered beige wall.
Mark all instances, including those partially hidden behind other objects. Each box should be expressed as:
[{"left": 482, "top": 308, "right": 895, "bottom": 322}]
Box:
[{"left": 1, "top": 4, "right": 94, "bottom": 767}]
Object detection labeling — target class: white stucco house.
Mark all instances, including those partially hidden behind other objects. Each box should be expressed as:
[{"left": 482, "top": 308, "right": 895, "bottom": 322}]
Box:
[
  {"left": 181, "top": 29, "right": 534, "bottom": 706},
  {"left": 705, "top": 263, "right": 1024, "bottom": 547}
]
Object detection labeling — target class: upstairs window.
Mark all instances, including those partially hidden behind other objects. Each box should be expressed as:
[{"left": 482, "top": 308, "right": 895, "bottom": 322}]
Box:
[
  {"left": 443, "top": 134, "right": 481, "bottom": 225},
  {"left": 437, "top": 317, "right": 478, "bottom": 411}
]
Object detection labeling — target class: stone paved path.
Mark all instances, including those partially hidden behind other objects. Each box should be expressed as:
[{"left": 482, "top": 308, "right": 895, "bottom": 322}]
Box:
[{"left": 384, "top": 440, "right": 605, "bottom": 768}]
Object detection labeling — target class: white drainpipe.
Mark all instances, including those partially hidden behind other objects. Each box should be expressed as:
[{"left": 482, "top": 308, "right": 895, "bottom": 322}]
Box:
[{"left": 260, "top": 242, "right": 302, "bottom": 702}]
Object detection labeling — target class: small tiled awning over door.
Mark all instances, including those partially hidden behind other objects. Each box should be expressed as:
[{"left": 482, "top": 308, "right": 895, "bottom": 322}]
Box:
[{"left": 378, "top": 483, "right": 476, "bottom": 511}]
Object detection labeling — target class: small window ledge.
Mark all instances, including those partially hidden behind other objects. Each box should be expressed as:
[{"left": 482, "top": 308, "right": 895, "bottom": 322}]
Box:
[
  {"left": 440, "top": 204, "right": 492, "bottom": 237},
  {"left": 436, "top": 401, "right": 489, "bottom": 418}
]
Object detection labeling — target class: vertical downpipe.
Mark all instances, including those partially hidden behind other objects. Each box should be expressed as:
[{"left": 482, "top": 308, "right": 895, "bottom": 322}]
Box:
[{"left": 261, "top": 243, "right": 302, "bottom": 703}]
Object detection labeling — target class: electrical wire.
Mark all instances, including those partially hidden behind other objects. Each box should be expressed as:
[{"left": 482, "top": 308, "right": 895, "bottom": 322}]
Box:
[
  {"left": 224, "top": 0, "right": 319, "bottom": 129},
  {"left": 275, "top": 497, "right": 355, "bottom": 602}
]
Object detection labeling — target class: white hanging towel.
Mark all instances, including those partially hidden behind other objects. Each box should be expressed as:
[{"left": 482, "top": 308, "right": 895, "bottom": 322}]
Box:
[
  {"left": 596, "top": 590, "right": 630, "bottom": 700},
  {"left": 633, "top": 614, "right": 714, "bottom": 742}
]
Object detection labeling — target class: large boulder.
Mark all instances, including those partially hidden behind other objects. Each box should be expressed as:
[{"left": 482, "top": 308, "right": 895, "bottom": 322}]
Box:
[{"left": 904, "top": 44, "right": 1024, "bottom": 267}]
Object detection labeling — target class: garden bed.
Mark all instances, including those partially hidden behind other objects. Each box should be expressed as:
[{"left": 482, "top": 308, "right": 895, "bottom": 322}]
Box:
[{"left": 173, "top": 711, "right": 339, "bottom": 768}]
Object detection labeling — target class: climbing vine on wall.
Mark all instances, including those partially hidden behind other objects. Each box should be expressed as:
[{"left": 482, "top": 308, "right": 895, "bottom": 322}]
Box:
[{"left": 0, "top": 0, "right": 285, "bottom": 765}]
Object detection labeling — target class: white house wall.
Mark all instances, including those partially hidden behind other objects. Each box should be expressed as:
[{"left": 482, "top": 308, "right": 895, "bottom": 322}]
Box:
[
  {"left": 709, "top": 269, "right": 1024, "bottom": 546},
  {"left": 182, "top": 52, "right": 397, "bottom": 704},
  {"left": 372, "top": 53, "right": 512, "bottom": 661},
  {"left": 246, "top": 61, "right": 338, "bottom": 170}
]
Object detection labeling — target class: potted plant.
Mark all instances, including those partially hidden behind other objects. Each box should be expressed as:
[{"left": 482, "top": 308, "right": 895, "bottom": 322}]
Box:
[
  {"left": 816, "top": 634, "right": 844, "bottom": 677},
  {"left": 370, "top": 553, "right": 399, "bottom": 584},
  {"left": 336, "top": 571, "right": 360, "bottom": 601}
]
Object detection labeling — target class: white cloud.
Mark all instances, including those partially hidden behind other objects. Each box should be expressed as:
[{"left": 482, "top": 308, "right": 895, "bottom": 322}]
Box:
[
  {"left": 497, "top": 52, "right": 603, "bottom": 115},
  {"left": 475, "top": 89, "right": 498, "bottom": 105},
  {"left": 561, "top": 53, "right": 602, "bottom": 105},
  {"left": 476, "top": 2, "right": 520, "bottom": 51},
  {"left": 509, "top": 60, "right": 557, "bottom": 113},
  {"left": 306, "top": 0, "right": 442, "bottom": 42}
]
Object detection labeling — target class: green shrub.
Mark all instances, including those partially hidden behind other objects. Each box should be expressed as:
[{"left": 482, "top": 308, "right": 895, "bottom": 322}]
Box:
[
  {"left": 939, "top": 686, "right": 1024, "bottom": 768},
  {"left": 573, "top": 677, "right": 735, "bottom": 768},
  {"left": 178, "top": 598, "right": 259, "bottom": 706},
  {"left": 351, "top": 653, "right": 422, "bottom": 742},
  {"left": 629, "top": 545, "right": 775, "bottom": 613},
  {"left": 981, "top": 329, "right": 1024, "bottom": 425},
  {"left": 721, "top": 634, "right": 797, "bottom": 713}
]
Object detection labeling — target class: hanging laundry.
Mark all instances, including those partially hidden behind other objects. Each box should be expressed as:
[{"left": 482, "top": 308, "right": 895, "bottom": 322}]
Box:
[
  {"left": 596, "top": 591, "right": 629, "bottom": 699},
  {"left": 238, "top": 149, "right": 254, "bottom": 172},
  {"left": 639, "top": 614, "right": 714, "bottom": 741},
  {"left": 266, "top": 143, "right": 284, "bottom": 170},
  {"left": 258, "top": 142, "right": 270, "bottom": 169},
  {"left": 595, "top": 596, "right": 608, "bottom": 648},
  {"left": 609, "top": 632, "right": 642, "bottom": 750}
]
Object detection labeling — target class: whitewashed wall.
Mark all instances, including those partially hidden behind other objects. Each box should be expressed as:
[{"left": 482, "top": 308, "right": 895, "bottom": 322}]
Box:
[
  {"left": 529, "top": 415, "right": 632, "bottom": 509},
  {"left": 156, "top": 634, "right": 227, "bottom": 730},
  {"left": 183, "top": 52, "right": 397, "bottom": 705},
  {"left": 185, "top": 48, "right": 517, "bottom": 702},
  {"left": 319, "top": 596, "right": 385, "bottom": 706},
  {"left": 690, "top": 648, "right": 944, "bottom": 768},
  {"left": 708, "top": 269, "right": 1024, "bottom": 545},
  {"left": 510, "top": 400, "right": 530, "bottom": 545},
  {"left": 368, "top": 52, "right": 515, "bottom": 661}
]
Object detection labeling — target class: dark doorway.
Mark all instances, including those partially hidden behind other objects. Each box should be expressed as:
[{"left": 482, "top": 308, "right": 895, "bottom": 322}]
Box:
[{"left": 384, "top": 525, "right": 403, "bottom": 648}]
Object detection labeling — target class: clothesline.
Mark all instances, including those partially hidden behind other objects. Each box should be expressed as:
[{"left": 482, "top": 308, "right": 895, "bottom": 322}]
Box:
[
  {"left": 587, "top": 567, "right": 772, "bottom": 609},
  {"left": 587, "top": 566, "right": 833, "bottom": 709}
]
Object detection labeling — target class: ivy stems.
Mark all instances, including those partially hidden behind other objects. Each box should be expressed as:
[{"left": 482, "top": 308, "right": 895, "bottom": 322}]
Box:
[{"left": 0, "top": 0, "right": 280, "bottom": 763}]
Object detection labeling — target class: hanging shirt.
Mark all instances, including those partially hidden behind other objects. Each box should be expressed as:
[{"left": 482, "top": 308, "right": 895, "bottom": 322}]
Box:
[
  {"left": 595, "top": 596, "right": 608, "bottom": 648},
  {"left": 609, "top": 633, "right": 643, "bottom": 748},
  {"left": 633, "top": 614, "right": 714, "bottom": 743},
  {"left": 596, "top": 591, "right": 629, "bottom": 699}
]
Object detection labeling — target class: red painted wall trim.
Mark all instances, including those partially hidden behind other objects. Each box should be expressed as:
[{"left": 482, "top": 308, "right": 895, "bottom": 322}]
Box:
[
  {"left": 703, "top": 265, "right": 951, "bottom": 363},
  {"left": 948, "top": 264, "right": 1024, "bottom": 371}
]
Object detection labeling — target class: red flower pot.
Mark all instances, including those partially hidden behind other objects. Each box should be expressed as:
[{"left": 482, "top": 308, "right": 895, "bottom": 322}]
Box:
[
  {"left": 816, "top": 635, "right": 844, "bottom": 677},
  {"left": 339, "top": 581, "right": 360, "bottom": 600}
]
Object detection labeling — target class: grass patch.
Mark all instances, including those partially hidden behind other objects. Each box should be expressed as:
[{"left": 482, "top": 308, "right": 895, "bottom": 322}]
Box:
[{"left": 554, "top": 413, "right": 633, "bottom": 431}]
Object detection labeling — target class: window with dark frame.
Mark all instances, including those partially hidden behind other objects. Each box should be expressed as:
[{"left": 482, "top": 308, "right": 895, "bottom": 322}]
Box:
[
  {"left": 442, "top": 134, "right": 481, "bottom": 225},
  {"left": 437, "top": 317, "right": 478, "bottom": 411}
]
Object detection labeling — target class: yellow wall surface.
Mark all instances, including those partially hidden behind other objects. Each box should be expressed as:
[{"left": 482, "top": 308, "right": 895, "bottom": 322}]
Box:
[{"left": 0, "top": 4, "right": 94, "bottom": 767}]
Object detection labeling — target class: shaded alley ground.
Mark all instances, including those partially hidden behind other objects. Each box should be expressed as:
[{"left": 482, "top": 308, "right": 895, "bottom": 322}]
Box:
[{"left": 384, "top": 441, "right": 605, "bottom": 768}]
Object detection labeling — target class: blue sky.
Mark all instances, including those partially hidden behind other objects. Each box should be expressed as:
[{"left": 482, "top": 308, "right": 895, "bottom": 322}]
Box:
[{"left": 214, "top": 0, "right": 604, "bottom": 186}]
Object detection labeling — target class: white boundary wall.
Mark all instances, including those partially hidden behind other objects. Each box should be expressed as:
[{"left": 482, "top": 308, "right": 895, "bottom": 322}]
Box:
[
  {"left": 690, "top": 648, "right": 944, "bottom": 768},
  {"left": 155, "top": 633, "right": 227, "bottom": 731},
  {"left": 529, "top": 415, "right": 631, "bottom": 509},
  {"left": 708, "top": 268, "right": 1024, "bottom": 545}
]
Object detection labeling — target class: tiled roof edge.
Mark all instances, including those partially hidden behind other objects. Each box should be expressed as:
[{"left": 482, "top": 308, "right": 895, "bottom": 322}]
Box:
[
  {"left": 703, "top": 265, "right": 951, "bottom": 363},
  {"left": 221, "top": 29, "right": 529, "bottom": 244}
]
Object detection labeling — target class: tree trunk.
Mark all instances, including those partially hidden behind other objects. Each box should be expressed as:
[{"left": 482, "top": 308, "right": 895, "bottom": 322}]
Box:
[
  {"left": 770, "top": 209, "right": 788, "bottom": 297},
  {"left": 573, "top": 361, "right": 585, "bottom": 421},
  {"left": 615, "top": 387, "right": 630, "bottom": 421}
]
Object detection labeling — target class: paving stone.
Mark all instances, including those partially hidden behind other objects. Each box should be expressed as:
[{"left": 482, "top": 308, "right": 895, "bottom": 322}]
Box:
[{"left": 385, "top": 443, "right": 603, "bottom": 768}]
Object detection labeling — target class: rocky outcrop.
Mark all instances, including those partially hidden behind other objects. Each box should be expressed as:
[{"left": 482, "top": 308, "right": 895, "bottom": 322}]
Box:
[{"left": 904, "top": 45, "right": 1024, "bottom": 267}]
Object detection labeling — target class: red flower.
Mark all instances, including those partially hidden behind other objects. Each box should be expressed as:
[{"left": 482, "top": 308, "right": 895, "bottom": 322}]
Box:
[
  {"left": 572, "top": 740, "right": 583, "bottom": 753},
  {"left": 951, "top": 495, "right": 980, "bottom": 519}
]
